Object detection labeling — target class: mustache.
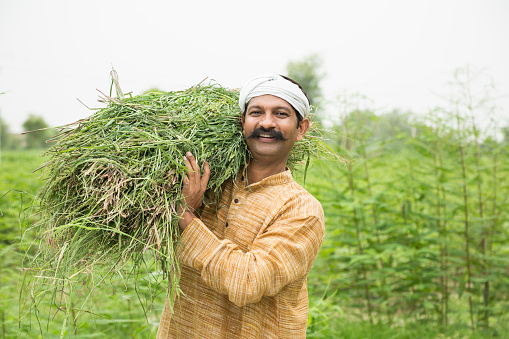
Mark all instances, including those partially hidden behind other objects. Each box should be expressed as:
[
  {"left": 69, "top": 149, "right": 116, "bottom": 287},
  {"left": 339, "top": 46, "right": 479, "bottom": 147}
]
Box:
[{"left": 246, "top": 127, "right": 288, "bottom": 141}]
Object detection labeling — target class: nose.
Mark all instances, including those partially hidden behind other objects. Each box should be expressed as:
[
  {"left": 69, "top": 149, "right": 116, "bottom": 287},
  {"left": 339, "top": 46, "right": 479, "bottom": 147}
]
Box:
[{"left": 258, "top": 113, "right": 277, "bottom": 129}]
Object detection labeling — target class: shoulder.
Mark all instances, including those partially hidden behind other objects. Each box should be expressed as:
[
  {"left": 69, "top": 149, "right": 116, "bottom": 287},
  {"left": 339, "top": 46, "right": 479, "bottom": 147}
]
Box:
[
  {"left": 287, "top": 179, "right": 323, "bottom": 209},
  {"left": 272, "top": 179, "right": 324, "bottom": 224}
]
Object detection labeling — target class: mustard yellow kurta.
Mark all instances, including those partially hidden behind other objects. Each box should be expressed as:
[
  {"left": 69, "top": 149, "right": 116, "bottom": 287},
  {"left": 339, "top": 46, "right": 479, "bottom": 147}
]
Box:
[{"left": 157, "top": 170, "right": 324, "bottom": 338}]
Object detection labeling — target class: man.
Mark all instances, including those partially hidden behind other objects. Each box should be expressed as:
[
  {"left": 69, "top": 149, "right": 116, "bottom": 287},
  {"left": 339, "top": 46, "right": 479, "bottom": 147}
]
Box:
[{"left": 157, "top": 73, "right": 325, "bottom": 338}]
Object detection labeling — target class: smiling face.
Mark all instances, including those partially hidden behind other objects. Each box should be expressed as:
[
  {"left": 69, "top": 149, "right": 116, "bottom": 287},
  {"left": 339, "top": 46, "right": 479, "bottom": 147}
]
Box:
[{"left": 242, "top": 94, "right": 309, "bottom": 165}]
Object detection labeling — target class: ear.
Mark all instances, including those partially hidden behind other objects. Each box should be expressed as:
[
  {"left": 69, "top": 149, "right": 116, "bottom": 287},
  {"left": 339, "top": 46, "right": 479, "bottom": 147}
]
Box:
[
  {"left": 241, "top": 114, "right": 246, "bottom": 135},
  {"left": 296, "top": 118, "right": 310, "bottom": 141}
]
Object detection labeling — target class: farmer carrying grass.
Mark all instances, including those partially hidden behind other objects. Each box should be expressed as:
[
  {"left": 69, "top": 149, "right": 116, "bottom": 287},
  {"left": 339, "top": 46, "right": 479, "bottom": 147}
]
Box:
[{"left": 157, "top": 73, "right": 325, "bottom": 338}]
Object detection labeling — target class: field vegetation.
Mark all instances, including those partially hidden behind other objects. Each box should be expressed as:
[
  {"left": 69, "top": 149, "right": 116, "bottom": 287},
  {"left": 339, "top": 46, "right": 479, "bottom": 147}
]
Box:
[
  {"left": 1, "top": 69, "right": 508, "bottom": 338},
  {"left": 304, "top": 69, "right": 509, "bottom": 338}
]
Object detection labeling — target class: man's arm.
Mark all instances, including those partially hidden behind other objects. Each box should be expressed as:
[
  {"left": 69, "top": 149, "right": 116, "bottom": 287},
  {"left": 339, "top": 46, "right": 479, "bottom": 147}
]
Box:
[
  {"left": 177, "top": 152, "right": 324, "bottom": 307},
  {"left": 179, "top": 198, "right": 324, "bottom": 307}
]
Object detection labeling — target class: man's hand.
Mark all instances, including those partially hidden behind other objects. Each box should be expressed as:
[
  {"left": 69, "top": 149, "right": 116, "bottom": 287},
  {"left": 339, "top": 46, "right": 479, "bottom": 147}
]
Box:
[{"left": 178, "top": 152, "right": 210, "bottom": 232}]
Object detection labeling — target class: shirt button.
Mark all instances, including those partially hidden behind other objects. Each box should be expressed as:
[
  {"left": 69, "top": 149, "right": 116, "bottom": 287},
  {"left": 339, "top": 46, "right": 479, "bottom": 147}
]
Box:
[
  {"left": 225, "top": 222, "right": 229, "bottom": 227},
  {"left": 234, "top": 198, "right": 239, "bottom": 203}
]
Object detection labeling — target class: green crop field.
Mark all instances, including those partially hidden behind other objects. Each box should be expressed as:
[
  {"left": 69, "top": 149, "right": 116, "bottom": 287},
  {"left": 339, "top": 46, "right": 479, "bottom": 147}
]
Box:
[
  {"left": 2, "top": 99, "right": 509, "bottom": 339},
  {"left": 1, "top": 150, "right": 165, "bottom": 338}
]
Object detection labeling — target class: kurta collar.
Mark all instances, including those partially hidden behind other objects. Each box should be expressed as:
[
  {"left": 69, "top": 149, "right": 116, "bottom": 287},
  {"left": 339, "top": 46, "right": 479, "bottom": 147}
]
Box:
[{"left": 236, "top": 168, "right": 293, "bottom": 190}]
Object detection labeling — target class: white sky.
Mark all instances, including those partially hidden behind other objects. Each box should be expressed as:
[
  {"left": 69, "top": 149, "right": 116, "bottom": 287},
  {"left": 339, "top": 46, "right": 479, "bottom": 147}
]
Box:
[{"left": 0, "top": 0, "right": 508, "bottom": 132}]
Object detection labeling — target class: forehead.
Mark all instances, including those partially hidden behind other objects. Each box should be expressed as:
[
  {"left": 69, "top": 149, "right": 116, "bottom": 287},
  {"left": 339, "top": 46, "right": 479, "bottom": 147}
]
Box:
[{"left": 246, "top": 94, "right": 294, "bottom": 111}]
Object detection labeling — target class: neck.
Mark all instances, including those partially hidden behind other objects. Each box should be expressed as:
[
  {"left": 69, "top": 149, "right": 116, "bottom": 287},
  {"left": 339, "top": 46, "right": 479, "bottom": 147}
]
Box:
[{"left": 246, "top": 157, "right": 287, "bottom": 184}]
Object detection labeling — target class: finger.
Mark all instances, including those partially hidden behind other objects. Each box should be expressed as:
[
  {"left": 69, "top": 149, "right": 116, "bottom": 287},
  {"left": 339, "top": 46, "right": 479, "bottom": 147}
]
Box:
[
  {"left": 185, "top": 152, "right": 198, "bottom": 172},
  {"left": 183, "top": 154, "right": 193, "bottom": 172},
  {"left": 183, "top": 153, "right": 196, "bottom": 184},
  {"left": 185, "top": 152, "right": 202, "bottom": 187},
  {"left": 201, "top": 160, "right": 211, "bottom": 192}
]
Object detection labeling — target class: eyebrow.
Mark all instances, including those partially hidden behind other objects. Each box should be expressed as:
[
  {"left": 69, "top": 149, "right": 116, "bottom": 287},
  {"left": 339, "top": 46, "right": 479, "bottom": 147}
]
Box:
[{"left": 247, "top": 105, "right": 293, "bottom": 112}]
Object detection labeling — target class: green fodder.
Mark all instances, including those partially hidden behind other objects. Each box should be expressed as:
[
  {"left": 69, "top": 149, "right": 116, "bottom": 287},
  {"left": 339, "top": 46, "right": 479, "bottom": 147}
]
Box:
[{"left": 21, "top": 81, "right": 336, "bottom": 333}]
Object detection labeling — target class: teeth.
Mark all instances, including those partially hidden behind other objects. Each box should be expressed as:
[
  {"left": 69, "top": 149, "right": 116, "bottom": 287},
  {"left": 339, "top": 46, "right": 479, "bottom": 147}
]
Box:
[{"left": 259, "top": 134, "right": 273, "bottom": 138}]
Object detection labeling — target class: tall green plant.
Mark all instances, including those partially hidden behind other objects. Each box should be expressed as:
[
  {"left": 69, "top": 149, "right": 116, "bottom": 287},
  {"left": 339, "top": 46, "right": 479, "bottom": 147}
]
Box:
[{"left": 309, "top": 68, "right": 509, "bottom": 335}]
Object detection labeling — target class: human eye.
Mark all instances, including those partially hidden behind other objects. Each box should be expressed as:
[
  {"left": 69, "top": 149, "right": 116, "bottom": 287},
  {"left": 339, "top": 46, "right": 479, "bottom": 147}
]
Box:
[{"left": 275, "top": 111, "right": 290, "bottom": 117}]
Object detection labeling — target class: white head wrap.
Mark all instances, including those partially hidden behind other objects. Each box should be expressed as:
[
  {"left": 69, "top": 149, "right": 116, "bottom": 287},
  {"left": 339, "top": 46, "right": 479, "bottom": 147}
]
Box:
[{"left": 239, "top": 73, "right": 310, "bottom": 119}]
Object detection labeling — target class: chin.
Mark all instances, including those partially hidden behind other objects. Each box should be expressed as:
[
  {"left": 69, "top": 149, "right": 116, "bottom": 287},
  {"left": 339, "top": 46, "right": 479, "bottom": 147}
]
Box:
[
  {"left": 247, "top": 139, "right": 293, "bottom": 160},
  {"left": 251, "top": 148, "right": 289, "bottom": 161}
]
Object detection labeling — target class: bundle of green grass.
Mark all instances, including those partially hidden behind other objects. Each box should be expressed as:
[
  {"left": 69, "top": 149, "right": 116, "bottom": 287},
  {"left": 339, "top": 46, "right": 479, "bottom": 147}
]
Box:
[{"left": 27, "top": 78, "right": 335, "bottom": 316}]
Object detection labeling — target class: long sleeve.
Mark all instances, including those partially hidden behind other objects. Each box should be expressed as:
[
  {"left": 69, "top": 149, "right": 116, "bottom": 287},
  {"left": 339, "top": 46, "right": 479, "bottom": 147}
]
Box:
[
  {"left": 158, "top": 170, "right": 325, "bottom": 338},
  {"left": 179, "top": 195, "right": 324, "bottom": 307}
]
